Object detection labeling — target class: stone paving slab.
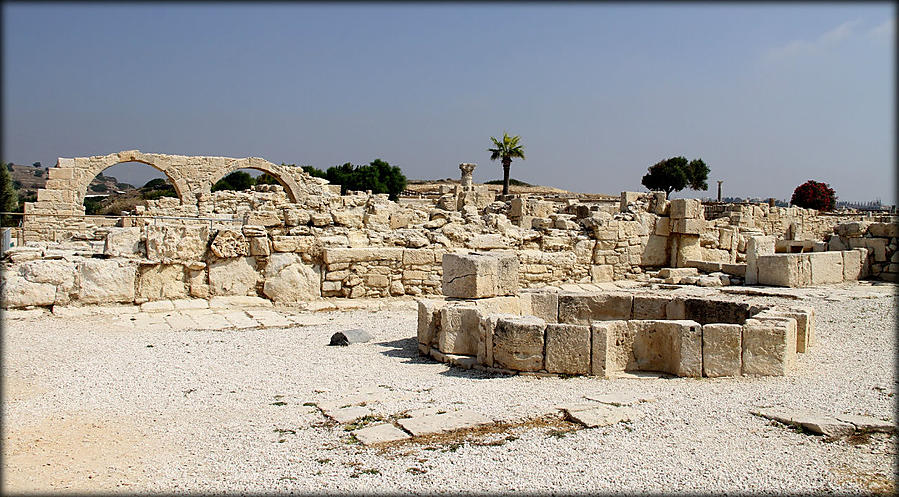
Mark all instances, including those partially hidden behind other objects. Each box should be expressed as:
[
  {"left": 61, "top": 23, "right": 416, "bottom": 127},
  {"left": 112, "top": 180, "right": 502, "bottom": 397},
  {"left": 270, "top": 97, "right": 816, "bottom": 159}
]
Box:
[
  {"left": 584, "top": 392, "right": 655, "bottom": 406},
  {"left": 396, "top": 409, "right": 492, "bottom": 437},
  {"left": 833, "top": 413, "right": 896, "bottom": 433},
  {"left": 220, "top": 311, "right": 259, "bottom": 329},
  {"left": 163, "top": 312, "right": 199, "bottom": 331},
  {"left": 195, "top": 312, "right": 233, "bottom": 330},
  {"left": 325, "top": 406, "right": 371, "bottom": 424},
  {"left": 752, "top": 407, "right": 856, "bottom": 439},
  {"left": 141, "top": 301, "right": 176, "bottom": 312},
  {"left": 352, "top": 423, "right": 411, "bottom": 445},
  {"left": 245, "top": 309, "right": 292, "bottom": 327},
  {"left": 172, "top": 298, "right": 209, "bottom": 310},
  {"left": 209, "top": 296, "right": 273, "bottom": 309},
  {"left": 563, "top": 405, "right": 637, "bottom": 428}
]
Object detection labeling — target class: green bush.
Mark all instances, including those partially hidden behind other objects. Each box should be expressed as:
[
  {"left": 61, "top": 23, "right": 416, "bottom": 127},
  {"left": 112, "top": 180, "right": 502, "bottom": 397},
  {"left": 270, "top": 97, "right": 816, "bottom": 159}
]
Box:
[
  {"left": 321, "top": 159, "right": 407, "bottom": 201},
  {"left": 212, "top": 171, "right": 254, "bottom": 192}
]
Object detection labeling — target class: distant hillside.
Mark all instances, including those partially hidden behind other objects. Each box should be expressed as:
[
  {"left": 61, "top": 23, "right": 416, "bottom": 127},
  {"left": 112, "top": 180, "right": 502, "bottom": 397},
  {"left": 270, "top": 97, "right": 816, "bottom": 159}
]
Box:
[{"left": 7, "top": 163, "right": 135, "bottom": 206}]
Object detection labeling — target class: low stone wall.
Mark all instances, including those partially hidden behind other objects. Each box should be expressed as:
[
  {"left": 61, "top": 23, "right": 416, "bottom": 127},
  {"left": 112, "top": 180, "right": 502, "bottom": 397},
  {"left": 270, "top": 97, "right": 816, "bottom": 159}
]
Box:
[
  {"left": 828, "top": 221, "right": 898, "bottom": 282},
  {"left": 756, "top": 250, "right": 868, "bottom": 287},
  {"left": 417, "top": 290, "right": 815, "bottom": 378}
]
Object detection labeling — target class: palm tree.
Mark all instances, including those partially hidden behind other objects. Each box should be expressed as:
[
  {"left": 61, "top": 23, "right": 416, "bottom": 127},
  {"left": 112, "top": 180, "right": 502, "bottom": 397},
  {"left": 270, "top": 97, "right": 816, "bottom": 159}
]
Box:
[{"left": 488, "top": 132, "right": 525, "bottom": 197}]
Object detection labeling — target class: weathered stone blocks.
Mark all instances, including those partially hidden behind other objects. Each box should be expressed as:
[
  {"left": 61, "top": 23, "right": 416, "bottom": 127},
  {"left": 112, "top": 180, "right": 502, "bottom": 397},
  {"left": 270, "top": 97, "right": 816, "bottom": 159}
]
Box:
[
  {"left": 492, "top": 316, "right": 546, "bottom": 372},
  {"left": 742, "top": 317, "right": 797, "bottom": 376},
  {"left": 208, "top": 257, "right": 259, "bottom": 296},
  {"left": 262, "top": 253, "right": 321, "bottom": 302},
  {"left": 701, "top": 323, "right": 742, "bottom": 377},
  {"left": 669, "top": 198, "right": 702, "bottom": 220},
  {"left": 558, "top": 292, "right": 633, "bottom": 324},
  {"left": 591, "top": 320, "right": 628, "bottom": 377},
  {"left": 441, "top": 252, "right": 518, "bottom": 298},
  {"left": 77, "top": 259, "right": 136, "bottom": 304},
  {"left": 628, "top": 320, "right": 702, "bottom": 377},
  {"left": 519, "top": 290, "right": 559, "bottom": 323},
  {"left": 544, "top": 323, "right": 590, "bottom": 374},
  {"left": 138, "top": 264, "right": 188, "bottom": 300}
]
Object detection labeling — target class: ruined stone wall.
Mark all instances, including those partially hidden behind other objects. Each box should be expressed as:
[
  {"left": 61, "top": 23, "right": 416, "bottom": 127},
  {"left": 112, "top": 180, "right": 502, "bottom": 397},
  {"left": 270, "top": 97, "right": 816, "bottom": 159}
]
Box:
[{"left": 6, "top": 156, "right": 885, "bottom": 309}]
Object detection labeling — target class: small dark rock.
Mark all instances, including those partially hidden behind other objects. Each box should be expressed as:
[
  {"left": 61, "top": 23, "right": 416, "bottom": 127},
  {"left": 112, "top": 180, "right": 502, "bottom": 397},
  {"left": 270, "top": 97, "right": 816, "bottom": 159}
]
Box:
[{"left": 328, "top": 328, "right": 373, "bottom": 346}]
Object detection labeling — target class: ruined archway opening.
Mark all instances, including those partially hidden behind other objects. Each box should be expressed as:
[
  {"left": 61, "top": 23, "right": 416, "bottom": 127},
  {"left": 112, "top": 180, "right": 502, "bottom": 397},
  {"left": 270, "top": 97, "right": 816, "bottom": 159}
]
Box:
[
  {"left": 82, "top": 161, "right": 180, "bottom": 215},
  {"left": 211, "top": 168, "right": 290, "bottom": 195}
]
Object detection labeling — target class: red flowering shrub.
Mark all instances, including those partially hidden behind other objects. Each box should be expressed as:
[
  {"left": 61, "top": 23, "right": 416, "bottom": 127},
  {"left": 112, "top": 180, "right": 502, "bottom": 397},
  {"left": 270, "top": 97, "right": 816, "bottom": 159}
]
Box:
[{"left": 790, "top": 180, "right": 836, "bottom": 211}]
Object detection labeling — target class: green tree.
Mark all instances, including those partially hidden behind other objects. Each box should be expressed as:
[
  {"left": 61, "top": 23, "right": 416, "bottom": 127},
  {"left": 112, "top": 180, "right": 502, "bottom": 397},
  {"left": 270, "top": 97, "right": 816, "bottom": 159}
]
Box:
[
  {"left": 322, "top": 159, "right": 407, "bottom": 201},
  {"left": 488, "top": 132, "right": 526, "bottom": 196},
  {"left": 255, "top": 173, "right": 281, "bottom": 185},
  {"left": 32, "top": 161, "right": 41, "bottom": 168},
  {"left": 641, "top": 156, "right": 709, "bottom": 196},
  {"left": 1, "top": 163, "right": 19, "bottom": 226},
  {"left": 790, "top": 180, "right": 836, "bottom": 211},
  {"left": 212, "top": 171, "right": 254, "bottom": 192},
  {"left": 300, "top": 165, "right": 327, "bottom": 179}
]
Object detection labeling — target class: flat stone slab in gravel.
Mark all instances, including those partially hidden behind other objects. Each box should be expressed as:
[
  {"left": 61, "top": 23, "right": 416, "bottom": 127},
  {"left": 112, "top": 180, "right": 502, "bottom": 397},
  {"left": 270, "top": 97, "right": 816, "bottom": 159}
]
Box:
[
  {"left": 397, "top": 409, "right": 492, "bottom": 437},
  {"left": 316, "top": 389, "right": 389, "bottom": 412},
  {"left": 352, "top": 423, "right": 412, "bottom": 445},
  {"left": 324, "top": 406, "right": 371, "bottom": 424},
  {"left": 564, "top": 405, "right": 637, "bottom": 428},
  {"left": 584, "top": 392, "right": 654, "bottom": 406},
  {"left": 752, "top": 408, "right": 856, "bottom": 439},
  {"left": 833, "top": 413, "right": 896, "bottom": 433}
]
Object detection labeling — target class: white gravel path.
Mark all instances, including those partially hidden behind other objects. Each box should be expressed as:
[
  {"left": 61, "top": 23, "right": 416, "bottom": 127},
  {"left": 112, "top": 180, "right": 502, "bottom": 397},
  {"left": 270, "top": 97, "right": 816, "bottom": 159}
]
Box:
[{"left": 2, "top": 283, "right": 896, "bottom": 494}]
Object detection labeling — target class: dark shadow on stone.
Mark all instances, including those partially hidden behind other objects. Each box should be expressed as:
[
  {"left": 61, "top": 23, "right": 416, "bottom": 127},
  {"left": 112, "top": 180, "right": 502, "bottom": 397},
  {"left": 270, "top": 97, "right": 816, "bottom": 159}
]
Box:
[{"left": 375, "top": 337, "right": 433, "bottom": 364}]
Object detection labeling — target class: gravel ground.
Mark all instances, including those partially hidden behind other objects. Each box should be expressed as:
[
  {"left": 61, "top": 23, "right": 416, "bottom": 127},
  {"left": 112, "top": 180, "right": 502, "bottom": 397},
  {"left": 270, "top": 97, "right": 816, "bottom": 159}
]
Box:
[{"left": 2, "top": 283, "right": 896, "bottom": 494}]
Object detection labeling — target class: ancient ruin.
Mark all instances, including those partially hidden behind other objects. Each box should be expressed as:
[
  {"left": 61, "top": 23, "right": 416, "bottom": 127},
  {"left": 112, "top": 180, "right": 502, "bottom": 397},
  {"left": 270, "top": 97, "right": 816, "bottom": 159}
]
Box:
[
  {"left": 3, "top": 151, "right": 895, "bottom": 312},
  {"left": 418, "top": 252, "right": 815, "bottom": 377}
]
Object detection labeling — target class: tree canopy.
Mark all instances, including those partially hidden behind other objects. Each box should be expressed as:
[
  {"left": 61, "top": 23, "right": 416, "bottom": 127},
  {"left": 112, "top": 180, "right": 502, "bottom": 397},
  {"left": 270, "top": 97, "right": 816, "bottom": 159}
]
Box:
[
  {"left": 294, "top": 160, "right": 407, "bottom": 201},
  {"left": 488, "top": 132, "right": 526, "bottom": 196},
  {"left": 791, "top": 180, "right": 836, "bottom": 211},
  {"left": 1, "top": 162, "right": 19, "bottom": 226},
  {"left": 641, "top": 156, "right": 710, "bottom": 196}
]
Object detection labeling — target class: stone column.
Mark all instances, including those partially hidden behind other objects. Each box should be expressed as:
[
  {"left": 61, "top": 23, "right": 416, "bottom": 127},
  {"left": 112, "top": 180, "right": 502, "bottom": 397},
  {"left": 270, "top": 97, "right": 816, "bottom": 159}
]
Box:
[
  {"left": 459, "top": 163, "right": 476, "bottom": 190},
  {"left": 717, "top": 180, "right": 723, "bottom": 202}
]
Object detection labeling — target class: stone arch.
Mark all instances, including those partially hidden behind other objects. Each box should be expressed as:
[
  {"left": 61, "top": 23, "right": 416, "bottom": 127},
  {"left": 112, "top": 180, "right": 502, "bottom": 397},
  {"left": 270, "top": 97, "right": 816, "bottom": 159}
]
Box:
[
  {"left": 73, "top": 151, "right": 192, "bottom": 205},
  {"left": 202, "top": 158, "right": 304, "bottom": 202}
]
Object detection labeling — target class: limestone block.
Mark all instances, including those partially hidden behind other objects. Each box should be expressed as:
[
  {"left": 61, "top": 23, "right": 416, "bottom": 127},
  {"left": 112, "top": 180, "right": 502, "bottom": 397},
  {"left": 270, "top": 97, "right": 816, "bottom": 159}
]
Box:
[
  {"left": 757, "top": 254, "right": 810, "bottom": 287},
  {"left": 742, "top": 317, "right": 797, "bottom": 376},
  {"left": 641, "top": 235, "right": 669, "bottom": 266},
  {"left": 208, "top": 257, "right": 258, "bottom": 296},
  {"left": 558, "top": 292, "right": 633, "bottom": 324},
  {"left": 103, "top": 227, "right": 143, "bottom": 258},
  {"left": 683, "top": 298, "right": 749, "bottom": 325},
  {"left": 283, "top": 208, "right": 311, "bottom": 227},
  {"left": 442, "top": 252, "right": 518, "bottom": 298},
  {"left": 476, "top": 313, "right": 518, "bottom": 367},
  {"left": 145, "top": 225, "right": 210, "bottom": 263},
  {"left": 245, "top": 211, "right": 282, "bottom": 227},
  {"left": 702, "top": 324, "right": 742, "bottom": 377},
  {"left": 438, "top": 305, "right": 480, "bottom": 356},
  {"left": 519, "top": 290, "right": 559, "bottom": 323},
  {"left": 77, "top": 259, "right": 136, "bottom": 304},
  {"left": 210, "top": 229, "right": 249, "bottom": 258},
  {"left": 310, "top": 212, "right": 331, "bottom": 227},
  {"left": 809, "top": 251, "right": 844, "bottom": 285},
  {"left": 0, "top": 272, "right": 57, "bottom": 308},
  {"left": 756, "top": 307, "right": 815, "bottom": 352},
  {"left": 842, "top": 249, "right": 863, "bottom": 281},
  {"left": 672, "top": 235, "right": 702, "bottom": 268},
  {"left": 632, "top": 295, "right": 668, "bottom": 320},
  {"left": 262, "top": 253, "right": 321, "bottom": 302},
  {"left": 20, "top": 260, "right": 76, "bottom": 294},
  {"left": 332, "top": 208, "right": 364, "bottom": 228},
  {"left": 868, "top": 222, "right": 899, "bottom": 238},
  {"left": 138, "top": 264, "right": 188, "bottom": 300},
  {"left": 669, "top": 199, "right": 702, "bottom": 220},
  {"left": 658, "top": 267, "right": 698, "bottom": 279},
  {"left": 403, "top": 249, "right": 436, "bottom": 266},
  {"left": 654, "top": 217, "right": 670, "bottom": 236},
  {"left": 248, "top": 236, "right": 271, "bottom": 256},
  {"left": 472, "top": 295, "right": 521, "bottom": 316},
  {"left": 544, "top": 323, "right": 590, "bottom": 375},
  {"left": 744, "top": 235, "right": 775, "bottom": 285},
  {"left": 590, "top": 264, "right": 614, "bottom": 283},
  {"left": 628, "top": 320, "right": 702, "bottom": 377},
  {"left": 591, "top": 320, "right": 629, "bottom": 377},
  {"left": 417, "top": 299, "right": 446, "bottom": 349},
  {"left": 492, "top": 316, "right": 546, "bottom": 372},
  {"left": 187, "top": 268, "right": 209, "bottom": 299},
  {"left": 670, "top": 218, "right": 704, "bottom": 235},
  {"left": 619, "top": 192, "right": 641, "bottom": 212}
]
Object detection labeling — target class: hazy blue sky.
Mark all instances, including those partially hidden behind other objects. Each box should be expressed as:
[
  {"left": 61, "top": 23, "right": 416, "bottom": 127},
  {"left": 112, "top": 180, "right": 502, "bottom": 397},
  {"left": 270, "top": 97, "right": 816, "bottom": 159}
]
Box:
[{"left": 3, "top": 3, "right": 895, "bottom": 203}]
